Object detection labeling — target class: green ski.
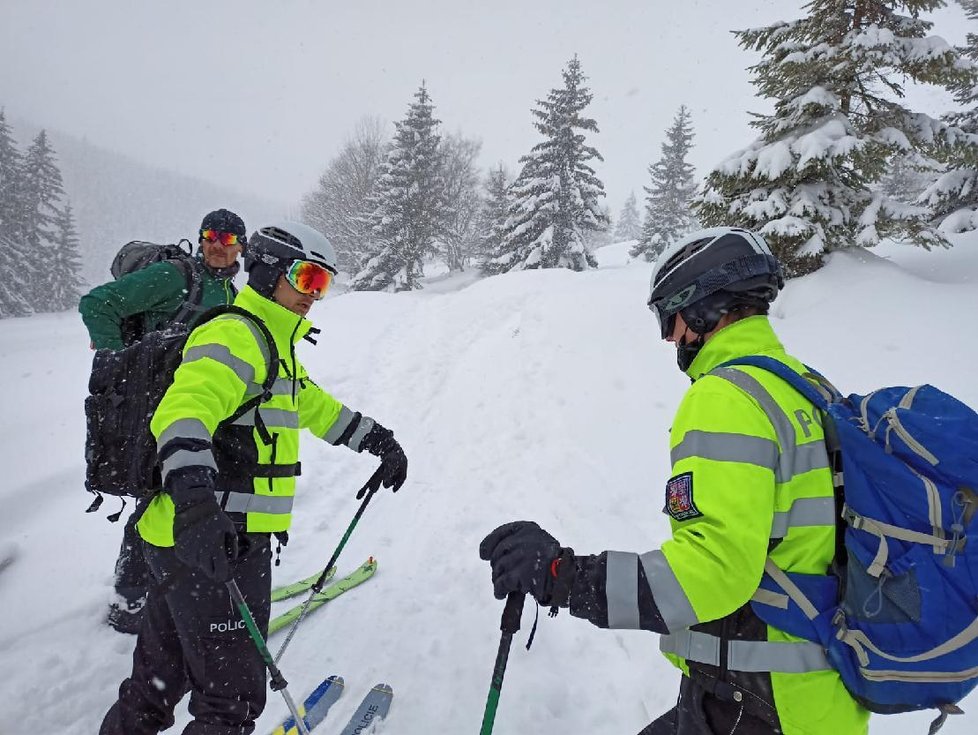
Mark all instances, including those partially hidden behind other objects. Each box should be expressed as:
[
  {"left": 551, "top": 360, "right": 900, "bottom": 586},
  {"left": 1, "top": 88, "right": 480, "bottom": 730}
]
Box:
[
  {"left": 272, "top": 565, "right": 337, "bottom": 602},
  {"left": 269, "top": 558, "right": 377, "bottom": 635}
]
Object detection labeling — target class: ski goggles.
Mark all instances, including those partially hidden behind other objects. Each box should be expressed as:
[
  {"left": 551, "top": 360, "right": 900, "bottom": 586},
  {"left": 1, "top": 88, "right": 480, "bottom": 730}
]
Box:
[
  {"left": 285, "top": 259, "right": 333, "bottom": 298},
  {"left": 200, "top": 229, "right": 243, "bottom": 247}
]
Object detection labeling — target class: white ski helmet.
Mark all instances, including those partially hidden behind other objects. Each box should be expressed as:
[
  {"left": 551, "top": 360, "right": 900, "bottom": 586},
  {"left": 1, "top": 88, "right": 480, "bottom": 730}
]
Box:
[{"left": 245, "top": 221, "right": 338, "bottom": 297}]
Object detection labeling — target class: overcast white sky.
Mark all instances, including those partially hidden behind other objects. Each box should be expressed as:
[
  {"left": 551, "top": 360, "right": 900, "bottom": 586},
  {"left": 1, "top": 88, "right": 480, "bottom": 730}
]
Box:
[{"left": 1, "top": 0, "right": 970, "bottom": 214}]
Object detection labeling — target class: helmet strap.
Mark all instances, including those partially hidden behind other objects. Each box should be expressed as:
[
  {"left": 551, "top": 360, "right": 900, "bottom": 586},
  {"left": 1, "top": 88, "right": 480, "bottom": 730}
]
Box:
[{"left": 676, "top": 332, "right": 706, "bottom": 373}]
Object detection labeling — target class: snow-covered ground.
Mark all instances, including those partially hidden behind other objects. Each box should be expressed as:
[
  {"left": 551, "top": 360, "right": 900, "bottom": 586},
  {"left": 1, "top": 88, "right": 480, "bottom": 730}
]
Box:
[{"left": 1, "top": 234, "right": 977, "bottom": 734}]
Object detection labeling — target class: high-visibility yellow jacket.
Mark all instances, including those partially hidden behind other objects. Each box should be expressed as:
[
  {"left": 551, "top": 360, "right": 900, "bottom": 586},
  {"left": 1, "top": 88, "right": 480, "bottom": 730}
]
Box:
[
  {"left": 568, "top": 316, "right": 869, "bottom": 735},
  {"left": 139, "top": 286, "right": 376, "bottom": 547}
]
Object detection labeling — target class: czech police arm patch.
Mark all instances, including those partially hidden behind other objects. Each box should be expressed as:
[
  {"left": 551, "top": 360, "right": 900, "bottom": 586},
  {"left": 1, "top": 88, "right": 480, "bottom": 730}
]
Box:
[{"left": 664, "top": 472, "right": 702, "bottom": 522}]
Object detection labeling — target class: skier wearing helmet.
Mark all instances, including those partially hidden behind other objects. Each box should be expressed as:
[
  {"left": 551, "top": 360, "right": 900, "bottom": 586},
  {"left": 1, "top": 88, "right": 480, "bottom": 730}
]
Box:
[
  {"left": 100, "top": 222, "right": 408, "bottom": 735},
  {"left": 479, "top": 227, "right": 868, "bottom": 734}
]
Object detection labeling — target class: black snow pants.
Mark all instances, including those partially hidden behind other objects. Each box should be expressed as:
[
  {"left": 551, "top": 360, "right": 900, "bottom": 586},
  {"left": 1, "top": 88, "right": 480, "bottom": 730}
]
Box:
[
  {"left": 100, "top": 533, "right": 271, "bottom": 735},
  {"left": 114, "top": 500, "right": 152, "bottom": 605},
  {"left": 638, "top": 676, "right": 781, "bottom": 735}
]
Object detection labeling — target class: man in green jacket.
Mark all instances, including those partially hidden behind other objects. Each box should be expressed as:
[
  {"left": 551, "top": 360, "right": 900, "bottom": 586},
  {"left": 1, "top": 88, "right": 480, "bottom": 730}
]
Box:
[
  {"left": 79, "top": 208, "right": 246, "bottom": 633},
  {"left": 479, "top": 228, "right": 869, "bottom": 735},
  {"left": 99, "top": 221, "right": 407, "bottom": 735}
]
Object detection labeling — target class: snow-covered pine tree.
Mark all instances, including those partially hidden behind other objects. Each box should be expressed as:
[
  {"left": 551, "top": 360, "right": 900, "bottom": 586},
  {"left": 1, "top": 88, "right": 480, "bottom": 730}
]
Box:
[
  {"left": 301, "top": 117, "right": 387, "bottom": 274},
  {"left": 440, "top": 133, "right": 483, "bottom": 272},
  {"left": 50, "top": 200, "right": 83, "bottom": 311},
  {"left": 19, "top": 130, "right": 66, "bottom": 310},
  {"left": 476, "top": 165, "right": 511, "bottom": 273},
  {"left": 351, "top": 84, "right": 448, "bottom": 291},
  {"left": 487, "top": 55, "right": 608, "bottom": 273},
  {"left": 631, "top": 105, "right": 697, "bottom": 262},
  {"left": 0, "top": 109, "right": 31, "bottom": 318},
  {"left": 919, "top": 0, "right": 978, "bottom": 232},
  {"left": 697, "top": 1, "right": 978, "bottom": 276},
  {"left": 613, "top": 191, "right": 643, "bottom": 242}
]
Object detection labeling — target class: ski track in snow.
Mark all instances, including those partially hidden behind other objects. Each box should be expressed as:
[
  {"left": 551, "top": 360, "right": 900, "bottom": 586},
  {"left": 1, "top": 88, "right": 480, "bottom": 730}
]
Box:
[{"left": 1, "top": 237, "right": 977, "bottom": 733}]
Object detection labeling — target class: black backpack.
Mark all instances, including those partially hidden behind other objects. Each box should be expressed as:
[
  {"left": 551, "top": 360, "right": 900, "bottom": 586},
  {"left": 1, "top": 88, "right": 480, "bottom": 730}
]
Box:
[
  {"left": 110, "top": 239, "right": 204, "bottom": 347},
  {"left": 84, "top": 305, "right": 278, "bottom": 514}
]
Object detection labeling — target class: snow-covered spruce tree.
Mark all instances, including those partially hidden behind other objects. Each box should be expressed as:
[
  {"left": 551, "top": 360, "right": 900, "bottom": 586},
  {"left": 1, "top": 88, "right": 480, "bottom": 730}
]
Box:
[
  {"left": 632, "top": 105, "right": 698, "bottom": 262},
  {"left": 0, "top": 109, "right": 31, "bottom": 318},
  {"left": 696, "top": 1, "right": 978, "bottom": 276},
  {"left": 20, "top": 130, "right": 67, "bottom": 310},
  {"left": 919, "top": 0, "right": 978, "bottom": 232},
  {"left": 486, "top": 55, "right": 608, "bottom": 273},
  {"left": 476, "top": 165, "right": 511, "bottom": 272},
  {"left": 440, "top": 133, "right": 483, "bottom": 272},
  {"left": 301, "top": 117, "right": 387, "bottom": 274},
  {"left": 50, "top": 200, "right": 83, "bottom": 311},
  {"left": 351, "top": 84, "right": 448, "bottom": 291},
  {"left": 613, "top": 191, "right": 643, "bottom": 241}
]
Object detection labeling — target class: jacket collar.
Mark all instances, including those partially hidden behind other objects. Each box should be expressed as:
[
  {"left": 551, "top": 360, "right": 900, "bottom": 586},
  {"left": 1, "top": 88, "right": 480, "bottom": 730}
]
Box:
[
  {"left": 686, "top": 316, "right": 785, "bottom": 381},
  {"left": 233, "top": 285, "right": 314, "bottom": 350}
]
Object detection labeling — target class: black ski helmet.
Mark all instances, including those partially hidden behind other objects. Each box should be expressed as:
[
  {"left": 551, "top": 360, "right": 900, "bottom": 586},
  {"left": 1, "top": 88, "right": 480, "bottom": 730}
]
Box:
[
  {"left": 244, "top": 221, "right": 338, "bottom": 298},
  {"left": 647, "top": 227, "right": 784, "bottom": 339},
  {"left": 199, "top": 208, "right": 247, "bottom": 241}
]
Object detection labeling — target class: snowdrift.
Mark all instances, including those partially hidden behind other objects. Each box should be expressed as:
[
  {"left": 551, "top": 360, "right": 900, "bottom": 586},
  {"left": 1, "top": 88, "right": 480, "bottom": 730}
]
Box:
[{"left": 0, "top": 233, "right": 976, "bottom": 734}]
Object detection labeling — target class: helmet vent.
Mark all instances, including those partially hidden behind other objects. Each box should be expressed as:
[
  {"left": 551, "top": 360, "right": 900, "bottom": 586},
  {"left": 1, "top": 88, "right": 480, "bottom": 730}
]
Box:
[
  {"left": 262, "top": 226, "right": 303, "bottom": 249},
  {"left": 655, "top": 237, "right": 711, "bottom": 286}
]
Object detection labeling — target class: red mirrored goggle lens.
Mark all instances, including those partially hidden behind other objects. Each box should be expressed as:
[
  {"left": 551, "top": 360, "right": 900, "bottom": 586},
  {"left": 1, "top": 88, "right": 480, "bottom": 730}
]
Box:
[
  {"left": 200, "top": 229, "right": 241, "bottom": 246},
  {"left": 286, "top": 260, "right": 333, "bottom": 298}
]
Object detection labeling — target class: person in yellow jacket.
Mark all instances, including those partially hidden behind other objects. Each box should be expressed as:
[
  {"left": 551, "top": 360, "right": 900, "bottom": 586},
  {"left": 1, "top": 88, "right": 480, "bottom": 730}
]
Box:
[
  {"left": 100, "top": 222, "right": 407, "bottom": 735},
  {"left": 479, "top": 227, "right": 869, "bottom": 735}
]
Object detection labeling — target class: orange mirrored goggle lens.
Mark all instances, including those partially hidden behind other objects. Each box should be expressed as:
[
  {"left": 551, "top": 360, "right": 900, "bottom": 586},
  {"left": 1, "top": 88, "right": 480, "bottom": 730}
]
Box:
[
  {"left": 286, "top": 260, "right": 333, "bottom": 298},
  {"left": 200, "top": 229, "right": 241, "bottom": 246}
]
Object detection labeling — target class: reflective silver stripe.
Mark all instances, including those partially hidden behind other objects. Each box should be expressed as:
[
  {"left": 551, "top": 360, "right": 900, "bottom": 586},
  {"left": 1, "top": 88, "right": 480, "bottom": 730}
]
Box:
[
  {"left": 710, "top": 368, "right": 831, "bottom": 482},
  {"left": 671, "top": 430, "right": 778, "bottom": 471},
  {"left": 248, "top": 378, "right": 294, "bottom": 397},
  {"left": 231, "top": 407, "right": 299, "bottom": 429},
  {"left": 787, "top": 441, "right": 832, "bottom": 481},
  {"left": 640, "top": 549, "right": 700, "bottom": 632},
  {"left": 183, "top": 343, "right": 255, "bottom": 386},
  {"left": 348, "top": 416, "right": 376, "bottom": 452},
  {"left": 770, "top": 496, "right": 837, "bottom": 538},
  {"left": 606, "top": 551, "right": 640, "bottom": 629},
  {"left": 660, "top": 630, "right": 832, "bottom": 673},
  {"left": 323, "top": 405, "right": 357, "bottom": 445},
  {"left": 161, "top": 448, "right": 217, "bottom": 481},
  {"left": 157, "top": 418, "right": 211, "bottom": 451},
  {"left": 217, "top": 491, "right": 294, "bottom": 515},
  {"left": 220, "top": 312, "right": 272, "bottom": 377}
]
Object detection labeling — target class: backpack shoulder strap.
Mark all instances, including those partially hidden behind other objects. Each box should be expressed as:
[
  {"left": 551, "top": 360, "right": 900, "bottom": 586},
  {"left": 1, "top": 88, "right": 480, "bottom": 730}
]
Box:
[
  {"left": 193, "top": 305, "right": 279, "bottom": 425},
  {"left": 717, "top": 356, "right": 834, "bottom": 410},
  {"left": 168, "top": 255, "right": 204, "bottom": 326}
]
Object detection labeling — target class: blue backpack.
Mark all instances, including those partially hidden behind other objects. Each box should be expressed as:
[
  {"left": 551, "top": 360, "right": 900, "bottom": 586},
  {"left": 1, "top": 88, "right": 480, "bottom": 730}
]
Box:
[{"left": 723, "top": 356, "right": 978, "bottom": 732}]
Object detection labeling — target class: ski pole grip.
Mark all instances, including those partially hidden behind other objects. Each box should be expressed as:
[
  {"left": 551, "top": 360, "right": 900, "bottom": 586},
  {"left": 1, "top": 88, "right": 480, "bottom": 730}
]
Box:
[{"left": 500, "top": 592, "right": 524, "bottom": 635}]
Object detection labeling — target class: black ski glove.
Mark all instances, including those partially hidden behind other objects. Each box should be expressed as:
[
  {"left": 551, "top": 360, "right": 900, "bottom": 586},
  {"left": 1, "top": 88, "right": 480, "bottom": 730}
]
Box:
[
  {"left": 479, "top": 521, "right": 575, "bottom": 605},
  {"left": 171, "top": 485, "right": 238, "bottom": 583},
  {"left": 359, "top": 423, "right": 408, "bottom": 492}
]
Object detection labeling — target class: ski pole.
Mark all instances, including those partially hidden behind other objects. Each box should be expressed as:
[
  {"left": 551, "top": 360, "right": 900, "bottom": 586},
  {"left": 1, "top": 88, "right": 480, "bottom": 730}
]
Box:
[
  {"left": 225, "top": 578, "right": 311, "bottom": 735},
  {"left": 480, "top": 592, "right": 525, "bottom": 735},
  {"left": 274, "top": 465, "right": 385, "bottom": 664}
]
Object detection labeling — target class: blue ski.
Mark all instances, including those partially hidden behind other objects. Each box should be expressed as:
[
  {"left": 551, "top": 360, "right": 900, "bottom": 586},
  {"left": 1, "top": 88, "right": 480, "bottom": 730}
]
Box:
[{"left": 270, "top": 674, "right": 345, "bottom": 734}]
